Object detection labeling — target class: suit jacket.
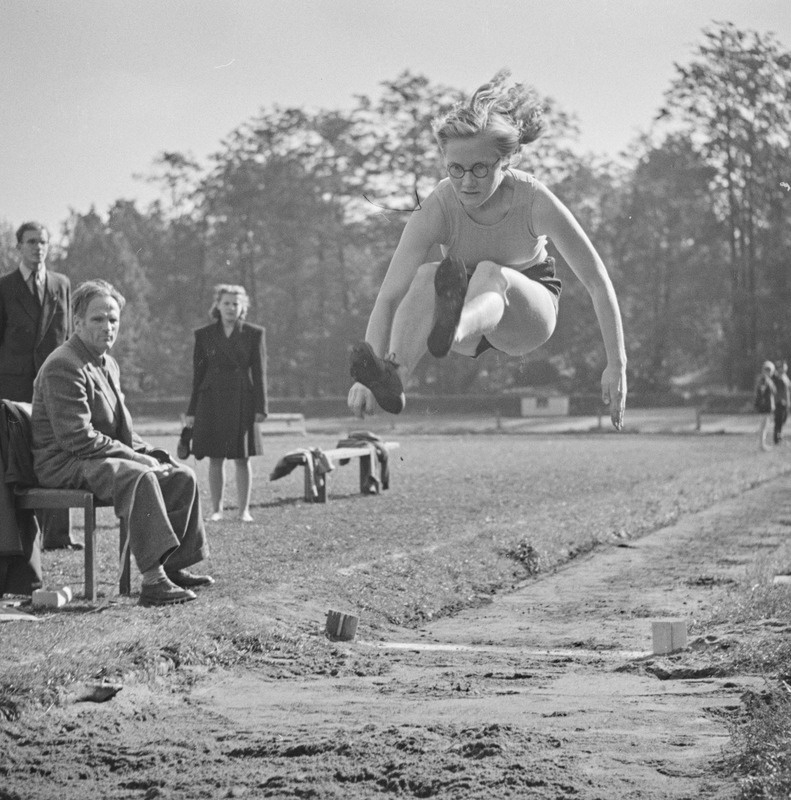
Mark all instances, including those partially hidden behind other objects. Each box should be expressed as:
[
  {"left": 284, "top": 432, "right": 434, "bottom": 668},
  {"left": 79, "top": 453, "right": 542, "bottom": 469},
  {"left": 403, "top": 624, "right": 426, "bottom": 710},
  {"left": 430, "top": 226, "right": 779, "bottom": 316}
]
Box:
[
  {"left": 31, "top": 335, "right": 152, "bottom": 492},
  {"left": 0, "top": 268, "right": 71, "bottom": 402},
  {"left": 31, "top": 335, "right": 208, "bottom": 573}
]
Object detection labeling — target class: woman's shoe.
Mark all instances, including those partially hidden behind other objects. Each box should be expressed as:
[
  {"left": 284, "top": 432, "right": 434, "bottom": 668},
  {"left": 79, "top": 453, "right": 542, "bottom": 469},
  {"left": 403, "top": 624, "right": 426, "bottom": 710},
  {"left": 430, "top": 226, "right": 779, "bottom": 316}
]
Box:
[
  {"left": 209, "top": 511, "right": 223, "bottom": 522},
  {"left": 427, "top": 256, "right": 468, "bottom": 358},
  {"left": 239, "top": 512, "right": 254, "bottom": 522},
  {"left": 349, "top": 342, "right": 405, "bottom": 414}
]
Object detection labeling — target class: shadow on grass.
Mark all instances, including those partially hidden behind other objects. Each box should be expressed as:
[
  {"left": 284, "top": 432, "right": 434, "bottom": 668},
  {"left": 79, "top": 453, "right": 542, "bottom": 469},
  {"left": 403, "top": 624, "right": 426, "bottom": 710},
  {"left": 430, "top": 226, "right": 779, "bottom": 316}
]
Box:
[{"left": 257, "top": 492, "right": 378, "bottom": 509}]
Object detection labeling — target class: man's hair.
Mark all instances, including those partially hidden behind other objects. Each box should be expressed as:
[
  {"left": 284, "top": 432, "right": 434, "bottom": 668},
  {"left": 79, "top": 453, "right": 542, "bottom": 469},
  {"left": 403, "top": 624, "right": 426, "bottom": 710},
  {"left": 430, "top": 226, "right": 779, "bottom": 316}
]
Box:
[
  {"left": 16, "top": 221, "right": 49, "bottom": 244},
  {"left": 73, "top": 279, "right": 126, "bottom": 319}
]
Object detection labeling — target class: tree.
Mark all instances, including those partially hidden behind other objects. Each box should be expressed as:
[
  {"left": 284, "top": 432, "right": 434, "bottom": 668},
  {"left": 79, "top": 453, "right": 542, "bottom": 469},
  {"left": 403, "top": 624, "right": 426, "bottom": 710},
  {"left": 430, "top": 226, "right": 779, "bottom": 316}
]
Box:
[
  {"left": 0, "top": 220, "right": 17, "bottom": 275},
  {"left": 610, "top": 136, "right": 725, "bottom": 391},
  {"left": 56, "top": 209, "right": 152, "bottom": 392},
  {"left": 659, "top": 22, "right": 791, "bottom": 387}
]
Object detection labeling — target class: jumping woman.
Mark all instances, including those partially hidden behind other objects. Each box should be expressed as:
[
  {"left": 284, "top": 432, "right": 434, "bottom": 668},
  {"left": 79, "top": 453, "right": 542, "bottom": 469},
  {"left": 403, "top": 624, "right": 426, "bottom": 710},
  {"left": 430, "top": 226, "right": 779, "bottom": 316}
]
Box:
[{"left": 348, "top": 70, "right": 626, "bottom": 429}]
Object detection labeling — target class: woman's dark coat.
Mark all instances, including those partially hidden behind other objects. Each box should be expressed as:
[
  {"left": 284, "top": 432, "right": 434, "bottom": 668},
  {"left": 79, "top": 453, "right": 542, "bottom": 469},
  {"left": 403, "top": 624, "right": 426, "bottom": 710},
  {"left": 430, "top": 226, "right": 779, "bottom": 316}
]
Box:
[{"left": 187, "top": 321, "right": 268, "bottom": 459}]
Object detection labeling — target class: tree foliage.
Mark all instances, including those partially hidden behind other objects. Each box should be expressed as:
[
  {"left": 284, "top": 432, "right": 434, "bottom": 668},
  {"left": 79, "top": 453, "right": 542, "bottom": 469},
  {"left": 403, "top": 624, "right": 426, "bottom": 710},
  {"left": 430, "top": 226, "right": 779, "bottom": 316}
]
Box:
[
  {"left": 1, "top": 27, "right": 789, "bottom": 399},
  {"left": 659, "top": 22, "right": 791, "bottom": 387}
]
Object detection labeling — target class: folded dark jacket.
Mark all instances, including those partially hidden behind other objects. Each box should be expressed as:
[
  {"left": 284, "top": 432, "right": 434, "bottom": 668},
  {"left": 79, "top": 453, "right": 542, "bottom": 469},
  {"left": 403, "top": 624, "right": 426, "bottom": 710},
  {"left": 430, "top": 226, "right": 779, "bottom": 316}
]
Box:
[{"left": 335, "top": 431, "right": 389, "bottom": 490}]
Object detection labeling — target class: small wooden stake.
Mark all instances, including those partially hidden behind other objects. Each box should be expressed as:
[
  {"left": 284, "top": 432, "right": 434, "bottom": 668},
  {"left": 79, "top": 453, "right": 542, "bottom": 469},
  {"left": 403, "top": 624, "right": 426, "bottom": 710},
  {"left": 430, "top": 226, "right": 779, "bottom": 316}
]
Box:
[
  {"left": 652, "top": 620, "right": 687, "bottom": 654},
  {"left": 326, "top": 609, "right": 358, "bottom": 641}
]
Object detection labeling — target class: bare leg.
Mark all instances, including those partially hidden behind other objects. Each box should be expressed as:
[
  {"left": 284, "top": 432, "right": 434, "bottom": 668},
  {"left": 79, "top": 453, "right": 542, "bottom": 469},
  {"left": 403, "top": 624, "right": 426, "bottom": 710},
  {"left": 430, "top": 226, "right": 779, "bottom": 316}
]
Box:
[
  {"left": 388, "top": 262, "right": 439, "bottom": 382},
  {"left": 388, "top": 260, "right": 557, "bottom": 370},
  {"left": 234, "top": 458, "right": 253, "bottom": 521},
  {"left": 453, "top": 261, "right": 557, "bottom": 357},
  {"left": 759, "top": 415, "right": 773, "bottom": 451},
  {"left": 208, "top": 458, "right": 225, "bottom": 519}
]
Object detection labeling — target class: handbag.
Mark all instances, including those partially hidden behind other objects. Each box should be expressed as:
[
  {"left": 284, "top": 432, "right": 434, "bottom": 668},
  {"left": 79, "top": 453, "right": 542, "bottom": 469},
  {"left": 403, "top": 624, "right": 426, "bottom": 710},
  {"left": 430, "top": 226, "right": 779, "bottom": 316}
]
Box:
[{"left": 177, "top": 426, "right": 192, "bottom": 460}]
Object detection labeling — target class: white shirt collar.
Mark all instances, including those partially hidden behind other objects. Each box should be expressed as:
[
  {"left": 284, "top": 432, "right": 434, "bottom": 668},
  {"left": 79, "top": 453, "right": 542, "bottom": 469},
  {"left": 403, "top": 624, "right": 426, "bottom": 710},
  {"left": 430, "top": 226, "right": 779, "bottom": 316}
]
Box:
[{"left": 19, "top": 264, "right": 46, "bottom": 283}]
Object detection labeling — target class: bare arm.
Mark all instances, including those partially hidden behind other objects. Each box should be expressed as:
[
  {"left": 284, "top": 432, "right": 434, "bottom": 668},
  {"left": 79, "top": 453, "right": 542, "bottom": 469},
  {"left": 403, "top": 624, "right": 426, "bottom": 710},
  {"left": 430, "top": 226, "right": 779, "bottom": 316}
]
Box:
[
  {"left": 533, "top": 183, "right": 627, "bottom": 428},
  {"left": 347, "top": 193, "right": 445, "bottom": 417},
  {"left": 364, "top": 193, "right": 446, "bottom": 357}
]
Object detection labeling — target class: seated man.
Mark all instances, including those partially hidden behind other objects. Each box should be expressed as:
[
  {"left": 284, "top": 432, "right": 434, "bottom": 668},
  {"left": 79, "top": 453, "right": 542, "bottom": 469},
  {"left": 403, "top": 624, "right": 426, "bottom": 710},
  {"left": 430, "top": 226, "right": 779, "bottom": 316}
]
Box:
[{"left": 31, "top": 279, "right": 213, "bottom": 607}]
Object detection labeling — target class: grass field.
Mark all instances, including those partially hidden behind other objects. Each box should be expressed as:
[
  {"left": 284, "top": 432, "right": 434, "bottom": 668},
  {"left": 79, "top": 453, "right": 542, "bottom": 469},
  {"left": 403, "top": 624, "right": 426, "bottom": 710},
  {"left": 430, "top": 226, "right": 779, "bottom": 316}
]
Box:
[{"left": 2, "top": 420, "right": 791, "bottom": 798}]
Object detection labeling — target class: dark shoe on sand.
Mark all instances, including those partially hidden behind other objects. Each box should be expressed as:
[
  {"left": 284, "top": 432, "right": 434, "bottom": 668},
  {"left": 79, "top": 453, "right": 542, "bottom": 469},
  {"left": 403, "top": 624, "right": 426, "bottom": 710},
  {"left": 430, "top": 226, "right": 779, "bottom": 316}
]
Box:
[
  {"left": 138, "top": 578, "right": 197, "bottom": 607},
  {"left": 427, "top": 256, "right": 468, "bottom": 358},
  {"left": 349, "top": 342, "right": 405, "bottom": 414}
]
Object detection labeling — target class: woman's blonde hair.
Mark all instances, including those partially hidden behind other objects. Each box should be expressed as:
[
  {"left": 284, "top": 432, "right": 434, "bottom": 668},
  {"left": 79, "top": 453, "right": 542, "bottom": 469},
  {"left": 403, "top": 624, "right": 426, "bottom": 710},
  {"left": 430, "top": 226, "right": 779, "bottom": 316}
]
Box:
[
  {"left": 210, "top": 283, "right": 249, "bottom": 320},
  {"left": 432, "top": 68, "right": 545, "bottom": 159}
]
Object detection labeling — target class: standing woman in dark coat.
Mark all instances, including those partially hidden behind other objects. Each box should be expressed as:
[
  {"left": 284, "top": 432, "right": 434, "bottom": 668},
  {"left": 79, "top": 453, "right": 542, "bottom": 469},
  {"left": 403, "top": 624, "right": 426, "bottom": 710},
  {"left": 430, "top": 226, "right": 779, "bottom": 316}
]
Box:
[{"left": 185, "top": 285, "right": 268, "bottom": 522}]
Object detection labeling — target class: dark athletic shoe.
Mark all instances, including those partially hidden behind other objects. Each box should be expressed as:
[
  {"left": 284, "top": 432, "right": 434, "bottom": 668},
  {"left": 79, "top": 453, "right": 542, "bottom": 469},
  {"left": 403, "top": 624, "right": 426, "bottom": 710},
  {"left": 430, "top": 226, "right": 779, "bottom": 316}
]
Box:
[
  {"left": 427, "top": 256, "right": 468, "bottom": 358},
  {"left": 349, "top": 342, "right": 405, "bottom": 414}
]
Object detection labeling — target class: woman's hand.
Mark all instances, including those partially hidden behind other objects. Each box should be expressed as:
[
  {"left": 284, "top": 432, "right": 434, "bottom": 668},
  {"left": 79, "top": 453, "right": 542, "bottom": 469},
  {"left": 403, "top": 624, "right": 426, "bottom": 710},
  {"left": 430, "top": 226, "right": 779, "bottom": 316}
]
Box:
[
  {"left": 254, "top": 413, "right": 266, "bottom": 423},
  {"left": 601, "top": 363, "right": 627, "bottom": 430},
  {"left": 348, "top": 382, "right": 377, "bottom": 418},
  {"left": 184, "top": 415, "right": 195, "bottom": 427}
]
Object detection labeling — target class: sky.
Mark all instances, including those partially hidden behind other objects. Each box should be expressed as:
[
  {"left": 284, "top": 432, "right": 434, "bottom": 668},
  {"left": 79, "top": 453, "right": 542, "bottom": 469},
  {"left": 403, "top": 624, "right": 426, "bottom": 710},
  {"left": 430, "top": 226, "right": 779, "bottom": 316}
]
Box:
[{"left": 2, "top": 0, "right": 790, "bottom": 240}]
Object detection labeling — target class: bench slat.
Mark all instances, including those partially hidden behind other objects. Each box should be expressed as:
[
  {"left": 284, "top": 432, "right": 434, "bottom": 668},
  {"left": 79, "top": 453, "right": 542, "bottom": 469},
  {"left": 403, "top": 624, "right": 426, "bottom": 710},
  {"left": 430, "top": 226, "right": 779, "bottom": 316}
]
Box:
[
  {"left": 16, "top": 488, "right": 96, "bottom": 509},
  {"left": 323, "top": 442, "right": 400, "bottom": 460}
]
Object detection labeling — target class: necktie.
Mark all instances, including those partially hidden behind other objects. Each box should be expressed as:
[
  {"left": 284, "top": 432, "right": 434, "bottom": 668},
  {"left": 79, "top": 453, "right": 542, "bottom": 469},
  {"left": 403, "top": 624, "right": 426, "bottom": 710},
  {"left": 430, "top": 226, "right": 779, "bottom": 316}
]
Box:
[{"left": 29, "top": 272, "right": 42, "bottom": 305}]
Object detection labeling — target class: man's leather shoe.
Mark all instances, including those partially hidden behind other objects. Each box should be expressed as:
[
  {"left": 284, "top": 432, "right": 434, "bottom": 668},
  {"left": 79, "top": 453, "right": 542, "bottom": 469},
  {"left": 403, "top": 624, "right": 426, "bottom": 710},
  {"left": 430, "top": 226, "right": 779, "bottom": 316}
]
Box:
[
  {"left": 138, "top": 578, "right": 197, "bottom": 607},
  {"left": 165, "top": 568, "right": 215, "bottom": 588}
]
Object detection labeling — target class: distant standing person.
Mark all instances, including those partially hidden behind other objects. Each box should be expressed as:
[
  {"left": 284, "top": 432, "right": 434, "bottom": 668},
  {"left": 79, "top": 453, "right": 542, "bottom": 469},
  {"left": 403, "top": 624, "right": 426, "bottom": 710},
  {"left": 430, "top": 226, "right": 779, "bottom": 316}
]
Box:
[
  {"left": 0, "top": 221, "right": 77, "bottom": 549},
  {"left": 347, "top": 70, "right": 626, "bottom": 428},
  {"left": 771, "top": 360, "right": 790, "bottom": 444},
  {"left": 185, "top": 285, "right": 267, "bottom": 522},
  {"left": 754, "top": 361, "right": 777, "bottom": 451}
]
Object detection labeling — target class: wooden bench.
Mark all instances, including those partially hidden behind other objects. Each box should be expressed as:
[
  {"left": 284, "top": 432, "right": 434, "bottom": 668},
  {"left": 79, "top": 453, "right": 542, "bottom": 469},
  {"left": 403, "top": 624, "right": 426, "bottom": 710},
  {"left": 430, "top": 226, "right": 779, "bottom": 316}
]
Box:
[
  {"left": 15, "top": 489, "right": 131, "bottom": 601},
  {"left": 2, "top": 399, "right": 131, "bottom": 602},
  {"left": 307, "top": 442, "right": 399, "bottom": 503},
  {"left": 271, "top": 440, "right": 400, "bottom": 503}
]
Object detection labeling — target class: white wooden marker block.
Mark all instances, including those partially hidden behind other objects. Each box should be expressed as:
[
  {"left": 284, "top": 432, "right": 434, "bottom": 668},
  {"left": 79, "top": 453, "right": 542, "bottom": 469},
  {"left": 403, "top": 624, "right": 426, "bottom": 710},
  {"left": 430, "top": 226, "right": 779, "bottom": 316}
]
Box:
[
  {"left": 32, "top": 586, "right": 73, "bottom": 608},
  {"left": 326, "top": 609, "right": 358, "bottom": 641},
  {"left": 652, "top": 620, "right": 687, "bottom": 654}
]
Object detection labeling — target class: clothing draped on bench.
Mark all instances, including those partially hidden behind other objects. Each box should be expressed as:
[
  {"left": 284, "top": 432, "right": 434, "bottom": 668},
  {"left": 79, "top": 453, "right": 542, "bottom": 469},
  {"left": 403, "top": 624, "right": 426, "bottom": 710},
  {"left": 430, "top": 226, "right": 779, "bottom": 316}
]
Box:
[
  {"left": 269, "top": 448, "right": 334, "bottom": 500},
  {"left": 268, "top": 431, "right": 392, "bottom": 500},
  {"left": 0, "top": 400, "right": 42, "bottom": 596},
  {"left": 334, "top": 431, "right": 390, "bottom": 491}
]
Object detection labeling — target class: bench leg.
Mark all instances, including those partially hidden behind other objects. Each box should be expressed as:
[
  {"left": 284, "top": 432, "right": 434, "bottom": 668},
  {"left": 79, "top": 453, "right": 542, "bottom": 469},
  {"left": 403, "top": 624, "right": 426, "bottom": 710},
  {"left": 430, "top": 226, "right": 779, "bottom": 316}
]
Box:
[
  {"left": 361, "top": 452, "right": 383, "bottom": 495},
  {"left": 304, "top": 460, "right": 327, "bottom": 502},
  {"left": 315, "top": 470, "right": 327, "bottom": 503},
  {"left": 83, "top": 497, "right": 97, "bottom": 602},
  {"left": 304, "top": 463, "right": 314, "bottom": 502},
  {"left": 359, "top": 454, "right": 378, "bottom": 495},
  {"left": 119, "top": 518, "right": 131, "bottom": 596}
]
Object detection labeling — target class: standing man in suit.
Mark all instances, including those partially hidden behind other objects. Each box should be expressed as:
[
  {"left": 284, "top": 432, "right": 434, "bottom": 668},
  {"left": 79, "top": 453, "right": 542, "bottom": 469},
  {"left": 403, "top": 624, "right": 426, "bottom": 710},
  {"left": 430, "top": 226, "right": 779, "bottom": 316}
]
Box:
[
  {"left": 0, "top": 221, "right": 77, "bottom": 548},
  {"left": 32, "top": 279, "right": 214, "bottom": 607}
]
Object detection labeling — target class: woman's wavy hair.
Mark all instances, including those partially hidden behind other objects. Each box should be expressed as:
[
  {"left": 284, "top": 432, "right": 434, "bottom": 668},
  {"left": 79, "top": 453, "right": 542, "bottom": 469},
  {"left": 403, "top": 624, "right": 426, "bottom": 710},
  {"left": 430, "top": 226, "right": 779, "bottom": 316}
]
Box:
[
  {"left": 209, "top": 284, "right": 249, "bottom": 321},
  {"left": 432, "top": 69, "right": 546, "bottom": 160}
]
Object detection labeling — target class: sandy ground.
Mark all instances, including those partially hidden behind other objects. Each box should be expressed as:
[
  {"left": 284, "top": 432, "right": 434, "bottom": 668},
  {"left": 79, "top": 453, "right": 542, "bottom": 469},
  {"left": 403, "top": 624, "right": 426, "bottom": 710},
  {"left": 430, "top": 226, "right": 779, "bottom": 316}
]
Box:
[{"left": 4, "top": 467, "right": 788, "bottom": 799}]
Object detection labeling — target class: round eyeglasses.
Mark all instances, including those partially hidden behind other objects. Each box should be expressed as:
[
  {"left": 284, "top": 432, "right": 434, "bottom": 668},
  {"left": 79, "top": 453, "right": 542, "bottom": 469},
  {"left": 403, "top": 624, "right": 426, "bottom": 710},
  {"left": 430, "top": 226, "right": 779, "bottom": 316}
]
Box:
[{"left": 446, "top": 159, "right": 500, "bottom": 179}]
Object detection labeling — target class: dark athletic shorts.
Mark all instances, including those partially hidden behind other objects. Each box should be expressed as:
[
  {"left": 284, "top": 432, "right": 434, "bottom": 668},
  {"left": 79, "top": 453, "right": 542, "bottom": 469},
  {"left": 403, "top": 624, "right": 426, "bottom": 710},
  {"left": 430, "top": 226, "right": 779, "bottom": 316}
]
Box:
[{"left": 470, "top": 257, "right": 562, "bottom": 357}]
